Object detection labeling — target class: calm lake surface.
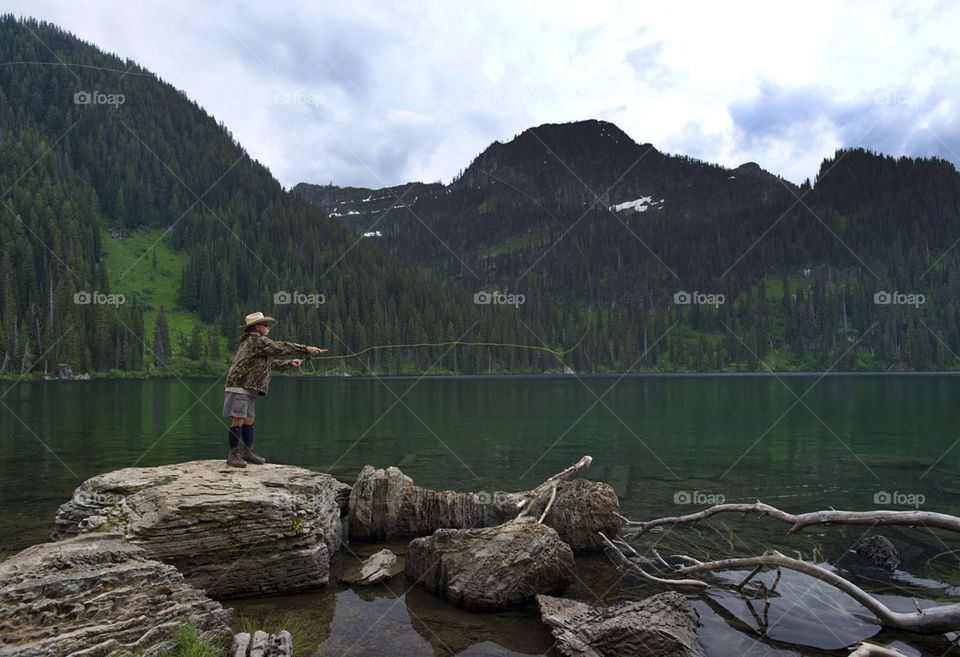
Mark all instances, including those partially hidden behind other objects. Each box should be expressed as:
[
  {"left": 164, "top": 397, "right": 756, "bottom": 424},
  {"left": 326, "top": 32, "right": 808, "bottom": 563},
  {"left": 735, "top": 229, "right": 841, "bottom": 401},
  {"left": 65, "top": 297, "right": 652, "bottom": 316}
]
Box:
[{"left": 1, "top": 374, "right": 958, "bottom": 656}]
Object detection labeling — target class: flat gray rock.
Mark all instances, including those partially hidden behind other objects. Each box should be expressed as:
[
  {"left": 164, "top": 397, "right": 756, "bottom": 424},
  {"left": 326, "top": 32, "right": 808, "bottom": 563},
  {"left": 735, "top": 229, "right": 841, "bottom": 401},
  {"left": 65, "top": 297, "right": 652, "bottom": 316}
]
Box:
[
  {"left": 355, "top": 548, "right": 400, "bottom": 585},
  {"left": 405, "top": 517, "right": 575, "bottom": 610},
  {"left": 536, "top": 592, "right": 706, "bottom": 657},
  {"left": 52, "top": 460, "right": 351, "bottom": 598},
  {"left": 0, "top": 533, "right": 232, "bottom": 656}
]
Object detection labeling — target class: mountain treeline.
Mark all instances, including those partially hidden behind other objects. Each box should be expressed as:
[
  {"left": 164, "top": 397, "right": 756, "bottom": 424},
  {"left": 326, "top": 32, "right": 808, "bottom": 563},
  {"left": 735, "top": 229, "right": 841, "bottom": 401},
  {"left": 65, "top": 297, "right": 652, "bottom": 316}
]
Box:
[
  {"left": 3, "top": 14, "right": 960, "bottom": 376},
  {"left": 296, "top": 122, "right": 960, "bottom": 372},
  {"left": 0, "top": 16, "right": 530, "bottom": 377}
]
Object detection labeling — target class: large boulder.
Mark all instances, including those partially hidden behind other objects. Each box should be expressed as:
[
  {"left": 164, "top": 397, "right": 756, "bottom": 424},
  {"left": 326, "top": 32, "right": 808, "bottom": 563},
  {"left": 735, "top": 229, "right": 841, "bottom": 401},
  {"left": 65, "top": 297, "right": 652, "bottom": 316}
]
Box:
[
  {"left": 52, "top": 460, "right": 351, "bottom": 598},
  {"left": 348, "top": 465, "right": 486, "bottom": 541},
  {"left": 405, "top": 516, "right": 575, "bottom": 610},
  {"left": 536, "top": 592, "right": 706, "bottom": 657},
  {"left": 494, "top": 479, "right": 621, "bottom": 553},
  {"left": 0, "top": 533, "right": 232, "bottom": 656}
]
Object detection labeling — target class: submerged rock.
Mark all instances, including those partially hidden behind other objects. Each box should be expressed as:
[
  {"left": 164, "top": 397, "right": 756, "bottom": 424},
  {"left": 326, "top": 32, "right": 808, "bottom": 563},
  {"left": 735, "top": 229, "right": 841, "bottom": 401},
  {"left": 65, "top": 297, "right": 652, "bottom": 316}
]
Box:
[
  {"left": 494, "top": 478, "right": 622, "bottom": 552},
  {"left": 536, "top": 592, "right": 706, "bottom": 657},
  {"left": 52, "top": 460, "right": 351, "bottom": 598},
  {"left": 0, "top": 533, "right": 232, "bottom": 656},
  {"left": 348, "top": 464, "right": 486, "bottom": 541},
  {"left": 853, "top": 536, "right": 901, "bottom": 571},
  {"left": 405, "top": 516, "right": 575, "bottom": 610}
]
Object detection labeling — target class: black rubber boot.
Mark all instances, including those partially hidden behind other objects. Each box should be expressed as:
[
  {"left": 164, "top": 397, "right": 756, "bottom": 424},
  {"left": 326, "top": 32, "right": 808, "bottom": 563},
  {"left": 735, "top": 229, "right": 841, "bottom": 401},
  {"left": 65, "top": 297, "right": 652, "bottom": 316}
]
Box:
[
  {"left": 241, "top": 425, "right": 265, "bottom": 464},
  {"left": 228, "top": 425, "right": 241, "bottom": 448}
]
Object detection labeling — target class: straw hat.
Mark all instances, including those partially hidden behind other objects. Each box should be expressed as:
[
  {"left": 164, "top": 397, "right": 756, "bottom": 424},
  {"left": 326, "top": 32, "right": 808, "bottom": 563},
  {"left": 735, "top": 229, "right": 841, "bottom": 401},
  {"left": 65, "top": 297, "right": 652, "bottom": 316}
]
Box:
[{"left": 239, "top": 311, "right": 276, "bottom": 329}]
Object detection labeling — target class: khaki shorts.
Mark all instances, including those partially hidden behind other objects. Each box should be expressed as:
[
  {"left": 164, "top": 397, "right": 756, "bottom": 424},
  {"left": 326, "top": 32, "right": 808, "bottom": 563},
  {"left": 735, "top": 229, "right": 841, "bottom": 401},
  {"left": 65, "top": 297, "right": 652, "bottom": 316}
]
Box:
[{"left": 222, "top": 391, "right": 256, "bottom": 419}]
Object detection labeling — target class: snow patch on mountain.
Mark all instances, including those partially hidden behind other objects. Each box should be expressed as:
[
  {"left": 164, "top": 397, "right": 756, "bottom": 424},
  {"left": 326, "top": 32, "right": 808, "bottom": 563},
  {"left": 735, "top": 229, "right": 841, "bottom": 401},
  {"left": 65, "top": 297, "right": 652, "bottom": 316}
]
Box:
[{"left": 609, "top": 196, "right": 664, "bottom": 213}]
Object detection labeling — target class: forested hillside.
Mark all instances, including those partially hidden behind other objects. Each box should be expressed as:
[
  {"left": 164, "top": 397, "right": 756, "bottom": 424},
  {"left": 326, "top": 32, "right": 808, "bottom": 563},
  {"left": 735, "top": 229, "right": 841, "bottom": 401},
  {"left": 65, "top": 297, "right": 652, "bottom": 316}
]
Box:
[
  {"left": 4, "top": 14, "right": 960, "bottom": 377},
  {"left": 0, "top": 16, "right": 505, "bottom": 377},
  {"left": 296, "top": 122, "right": 960, "bottom": 372}
]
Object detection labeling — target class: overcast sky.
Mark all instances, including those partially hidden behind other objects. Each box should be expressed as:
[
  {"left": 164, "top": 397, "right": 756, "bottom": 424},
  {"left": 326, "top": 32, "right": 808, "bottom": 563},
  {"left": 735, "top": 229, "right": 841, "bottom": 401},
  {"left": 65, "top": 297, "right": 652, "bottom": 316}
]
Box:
[{"left": 8, "top": 1, "right": 960, "bottom": 189}]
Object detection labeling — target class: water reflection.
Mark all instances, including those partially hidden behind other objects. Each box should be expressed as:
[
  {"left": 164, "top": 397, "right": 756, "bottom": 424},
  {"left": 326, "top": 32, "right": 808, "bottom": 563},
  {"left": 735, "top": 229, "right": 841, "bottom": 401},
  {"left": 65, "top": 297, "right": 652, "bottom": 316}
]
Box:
[
  {"left": 697, "top": 588, "right": 958, "bottom": 656},
  {"left": 404, "top": 587, "right": 554, "bottom": 656},
  {"left": 3, "top": 375, "right": 960, "bottom": 655},
  {"left": 228, "top": 541, "right": 555, "bottom": 657}
]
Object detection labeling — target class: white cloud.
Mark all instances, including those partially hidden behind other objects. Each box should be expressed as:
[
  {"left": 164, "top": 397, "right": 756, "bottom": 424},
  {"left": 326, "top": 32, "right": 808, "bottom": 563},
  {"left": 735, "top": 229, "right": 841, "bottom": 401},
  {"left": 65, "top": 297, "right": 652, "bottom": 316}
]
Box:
[{"left": 6, "top": 0, "right": 960, "bottom": 187}]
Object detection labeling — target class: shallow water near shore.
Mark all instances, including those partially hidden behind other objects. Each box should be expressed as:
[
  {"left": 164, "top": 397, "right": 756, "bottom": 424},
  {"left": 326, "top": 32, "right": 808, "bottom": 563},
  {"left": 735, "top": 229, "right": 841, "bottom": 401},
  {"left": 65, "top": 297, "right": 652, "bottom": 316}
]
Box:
[{"left": 1, "top": 374, "right": 959, "bottom": 655}]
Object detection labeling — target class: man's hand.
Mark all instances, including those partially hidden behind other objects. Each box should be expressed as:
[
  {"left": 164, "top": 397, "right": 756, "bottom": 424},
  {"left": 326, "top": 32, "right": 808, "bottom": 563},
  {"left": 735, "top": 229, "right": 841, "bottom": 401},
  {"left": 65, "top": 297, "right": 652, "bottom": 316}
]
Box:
[
  {"left": 291, "top": 359, "right": 303, "bottom": 367},
  {"left": 306, "top": 346, "right": 327, "bottom": 355}
]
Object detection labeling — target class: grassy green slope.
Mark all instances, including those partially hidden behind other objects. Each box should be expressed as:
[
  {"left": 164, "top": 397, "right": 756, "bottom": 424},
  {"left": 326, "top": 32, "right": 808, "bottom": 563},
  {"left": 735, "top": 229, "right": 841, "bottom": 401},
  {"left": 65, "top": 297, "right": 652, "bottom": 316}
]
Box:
[{"left": 100, "top": 224, "right": 228, "bottom": 365}]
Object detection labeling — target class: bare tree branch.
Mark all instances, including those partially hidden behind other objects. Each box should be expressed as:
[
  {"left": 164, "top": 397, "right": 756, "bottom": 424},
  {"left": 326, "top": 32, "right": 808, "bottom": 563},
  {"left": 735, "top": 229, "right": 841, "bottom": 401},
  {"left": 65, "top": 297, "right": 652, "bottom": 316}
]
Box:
[
  {"left": 499, "top": 455, "right": 593, "bottom": 518},
  {"left": 848, "top": 642, "right": 912, "bottom": 656},
  {"left": 519, "top": 455, "right": 592, "bottom": 508},
  {"left": 623, "top": 502, "right": 960, "bottom": 538},
  {"left": 669, "top": 550, "right": 960, "bottom": 634},
  {"left": 536, "top": 484, "right": 558, "bottom": 524},
  {"left": 599, "top": 532, "right": 709, "bottom": 590}
]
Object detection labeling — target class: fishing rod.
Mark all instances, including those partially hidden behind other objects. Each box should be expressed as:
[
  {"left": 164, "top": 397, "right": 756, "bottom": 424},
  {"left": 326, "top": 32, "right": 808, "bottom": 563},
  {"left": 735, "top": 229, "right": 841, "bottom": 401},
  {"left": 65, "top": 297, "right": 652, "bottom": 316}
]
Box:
[{"left": 301, "top": 332, "right": 589, "bottom": 367}]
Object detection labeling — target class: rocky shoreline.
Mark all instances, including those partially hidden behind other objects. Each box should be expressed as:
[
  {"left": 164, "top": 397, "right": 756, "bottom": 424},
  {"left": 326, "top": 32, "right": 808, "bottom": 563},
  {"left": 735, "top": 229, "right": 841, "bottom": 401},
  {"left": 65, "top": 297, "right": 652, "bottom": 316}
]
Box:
[{"left": 0, "top": 457, "right": 705, "bottom": 657}]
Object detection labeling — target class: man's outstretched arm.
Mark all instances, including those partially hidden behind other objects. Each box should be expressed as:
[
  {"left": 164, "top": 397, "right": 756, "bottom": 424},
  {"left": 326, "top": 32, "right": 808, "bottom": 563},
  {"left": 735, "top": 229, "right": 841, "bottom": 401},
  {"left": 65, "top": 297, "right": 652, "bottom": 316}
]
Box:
[{"left": 250, "top": 334, "right": 324, "bottom": 357}]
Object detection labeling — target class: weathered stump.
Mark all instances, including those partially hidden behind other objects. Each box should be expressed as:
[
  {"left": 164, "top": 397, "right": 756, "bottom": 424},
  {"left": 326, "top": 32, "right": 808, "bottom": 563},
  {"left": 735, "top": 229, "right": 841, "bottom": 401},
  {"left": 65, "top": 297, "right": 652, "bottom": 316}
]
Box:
[{"left": 347, "top": 464, "right": 486, "bottom": 540}]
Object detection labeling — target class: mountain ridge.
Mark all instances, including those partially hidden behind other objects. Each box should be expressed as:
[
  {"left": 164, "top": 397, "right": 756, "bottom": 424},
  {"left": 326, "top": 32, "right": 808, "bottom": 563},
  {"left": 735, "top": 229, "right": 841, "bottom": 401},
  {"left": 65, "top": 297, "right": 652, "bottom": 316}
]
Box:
[
  {"left": 4, "top": 14, "right": 960, "bottom": 375},
  {"left": 0, "top": 15, "right": 495, "bottom": 376},
  {"left": 294, "top": 119, "right": 960, "bottom": 372}
]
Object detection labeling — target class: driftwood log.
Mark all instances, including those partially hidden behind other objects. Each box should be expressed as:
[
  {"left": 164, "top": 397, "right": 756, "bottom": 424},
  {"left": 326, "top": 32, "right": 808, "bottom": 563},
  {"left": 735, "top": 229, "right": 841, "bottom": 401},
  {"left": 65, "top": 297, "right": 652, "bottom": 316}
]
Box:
[
  {"left": 607, "top": 501, "right": 960, "bottom": 635},
  {"left": 599, "top": 533, "right": 709, "bottom": 591},
  {"left": 848, "top": 643, "right": 911, "bottom": 656},
  {"left": 673, "top": 551, "right": 960, "bottom": 634},
  {"left": 622, "top": 501, "right": 960, "bottom": 537}
]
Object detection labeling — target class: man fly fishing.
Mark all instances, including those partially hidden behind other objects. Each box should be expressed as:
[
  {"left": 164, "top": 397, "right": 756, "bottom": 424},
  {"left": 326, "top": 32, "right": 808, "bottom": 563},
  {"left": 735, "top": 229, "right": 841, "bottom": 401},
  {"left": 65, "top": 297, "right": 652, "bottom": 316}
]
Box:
[{"left": 222, "top": 311, "right": 326, "bottom": 468}]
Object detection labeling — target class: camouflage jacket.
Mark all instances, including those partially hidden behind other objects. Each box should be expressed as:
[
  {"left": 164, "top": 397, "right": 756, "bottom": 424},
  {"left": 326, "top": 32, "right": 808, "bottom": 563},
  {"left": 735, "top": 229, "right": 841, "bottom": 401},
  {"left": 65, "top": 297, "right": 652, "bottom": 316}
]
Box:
[{"left": 225, "top": 332, "right": 309, "bottom": 396}]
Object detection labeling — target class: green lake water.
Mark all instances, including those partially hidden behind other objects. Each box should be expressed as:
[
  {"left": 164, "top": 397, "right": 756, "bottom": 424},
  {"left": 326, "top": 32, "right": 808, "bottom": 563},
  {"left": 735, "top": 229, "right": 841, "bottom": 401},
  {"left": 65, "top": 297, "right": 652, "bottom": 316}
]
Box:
[{"left": 1, "top": 374, "right": 958, "bottom": 655}]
